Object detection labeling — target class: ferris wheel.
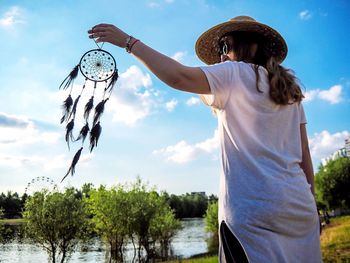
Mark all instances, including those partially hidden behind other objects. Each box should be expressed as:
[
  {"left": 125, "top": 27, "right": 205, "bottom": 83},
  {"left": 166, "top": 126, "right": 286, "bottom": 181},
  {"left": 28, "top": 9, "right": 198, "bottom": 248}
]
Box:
[{"left": 24, "top": 176, "right": 57, "bottom": 195}]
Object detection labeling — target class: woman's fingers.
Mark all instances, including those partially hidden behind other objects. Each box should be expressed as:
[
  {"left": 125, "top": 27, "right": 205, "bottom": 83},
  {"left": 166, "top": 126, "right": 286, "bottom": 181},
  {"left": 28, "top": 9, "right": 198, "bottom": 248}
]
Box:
[{"left": 88, "top": 24, "right": 129, "bottom": 47}]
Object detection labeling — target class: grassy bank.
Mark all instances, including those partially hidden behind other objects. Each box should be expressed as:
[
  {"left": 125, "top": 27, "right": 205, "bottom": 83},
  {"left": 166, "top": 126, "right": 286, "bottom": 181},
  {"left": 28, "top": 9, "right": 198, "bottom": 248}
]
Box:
[
  {"left": 321, "top": 215, "right": 350, "bottom": 262},
  {"left": 164, "top": 255, "right": 218, "bottom": 263},
  {"left": 0, "top": 218, "right": 25, "bottom": 225}
]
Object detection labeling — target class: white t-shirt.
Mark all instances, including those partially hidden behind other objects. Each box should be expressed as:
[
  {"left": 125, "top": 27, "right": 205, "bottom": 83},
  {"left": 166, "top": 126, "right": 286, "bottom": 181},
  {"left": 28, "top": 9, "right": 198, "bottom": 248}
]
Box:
[{"left": 200, "top": 61, "right": 320, "bottom": 262}]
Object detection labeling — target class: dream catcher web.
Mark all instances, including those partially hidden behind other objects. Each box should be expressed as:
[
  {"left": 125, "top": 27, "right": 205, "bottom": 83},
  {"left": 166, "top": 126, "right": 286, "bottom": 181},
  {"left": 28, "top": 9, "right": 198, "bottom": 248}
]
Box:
[{"left": 59, "top": 41, "right": 118, "bottom": 183}]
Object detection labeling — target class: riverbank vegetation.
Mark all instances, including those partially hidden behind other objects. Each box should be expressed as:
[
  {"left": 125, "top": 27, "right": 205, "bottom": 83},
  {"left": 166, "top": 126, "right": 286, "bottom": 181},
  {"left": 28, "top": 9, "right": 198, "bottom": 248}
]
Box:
[
  {"left": 0, "top": 179, "right": 220, "bottom": 262},
  {"left": 13, "top": 178, "right": 196, "bottom": 262}
]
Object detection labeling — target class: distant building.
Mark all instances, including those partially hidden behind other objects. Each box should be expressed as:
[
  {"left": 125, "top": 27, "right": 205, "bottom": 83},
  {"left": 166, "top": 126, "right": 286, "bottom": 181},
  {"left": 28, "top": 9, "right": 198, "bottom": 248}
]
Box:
[
  {"left": 345, "top": 137, "right": 350, "bottom": 158},
  {"left": 322, "top": 136, "right": 350, "bottom": 165}
]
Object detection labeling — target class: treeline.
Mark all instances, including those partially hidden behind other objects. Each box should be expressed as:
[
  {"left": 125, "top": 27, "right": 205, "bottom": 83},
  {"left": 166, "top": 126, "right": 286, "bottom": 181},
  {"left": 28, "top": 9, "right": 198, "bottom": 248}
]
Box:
[
  {"left": 23, "top": 180, "right": 184, "bottom": 262},
  {"left": 0, "top": 184, "right": 217, "bottom": 219},
  {"left": 0, "top": 192, "right": 28, "bottom": 218},
  {"left": 165, "top": 192, "right": 218, "bottom": 218}
]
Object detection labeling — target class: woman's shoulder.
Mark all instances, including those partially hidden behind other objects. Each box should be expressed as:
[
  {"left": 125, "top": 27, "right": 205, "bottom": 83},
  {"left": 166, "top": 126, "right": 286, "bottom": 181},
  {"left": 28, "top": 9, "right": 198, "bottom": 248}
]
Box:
[{"left": 235, "top": 61, "right": 267, "bottom": 71}]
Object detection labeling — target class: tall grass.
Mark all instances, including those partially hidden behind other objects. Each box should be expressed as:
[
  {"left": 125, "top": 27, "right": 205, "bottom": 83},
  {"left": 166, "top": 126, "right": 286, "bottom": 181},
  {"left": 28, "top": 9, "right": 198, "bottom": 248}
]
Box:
[{"left": 321, "top": 215, "right": 350, "bottom": 262}]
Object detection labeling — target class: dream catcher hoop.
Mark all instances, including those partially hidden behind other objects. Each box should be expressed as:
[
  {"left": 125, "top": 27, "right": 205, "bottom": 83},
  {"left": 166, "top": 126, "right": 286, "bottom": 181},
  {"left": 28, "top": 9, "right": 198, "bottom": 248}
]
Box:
[{"left": 59, "top": 42, "right": 119, "bottom": 183}]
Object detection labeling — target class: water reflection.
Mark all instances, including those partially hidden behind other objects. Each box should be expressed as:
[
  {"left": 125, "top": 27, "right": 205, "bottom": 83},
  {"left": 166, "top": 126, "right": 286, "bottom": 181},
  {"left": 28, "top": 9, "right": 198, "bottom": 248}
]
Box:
[{"left": 0, "top": 218, "right": 210, "bottom": 262}]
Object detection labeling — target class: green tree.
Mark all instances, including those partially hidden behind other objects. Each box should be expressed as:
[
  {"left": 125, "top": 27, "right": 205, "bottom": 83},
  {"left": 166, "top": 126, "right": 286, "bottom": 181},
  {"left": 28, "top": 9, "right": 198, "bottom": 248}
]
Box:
[
  {"left": 23, "top": 189, "right": 88, "bottom": 263},
  {"left": 85, "top": 185, "right": 130, "bottom": 261},
  {"left": 149, "top": 194, "right": 181, "bottom": 260},
  {"left": 127, "top": 180, "right": 181, "bottom": 261},
  {"left": 128, "top": 180, "right": 159, "bottom": 260},
  {"left": 81, "top": 183, "right": 94, "bottom": 198},
  {"left": 315, "top": 157, "right": 350, "bottom": 210},
  {"left": 204, "top": 201, "right": 219, "bottom": 253}
]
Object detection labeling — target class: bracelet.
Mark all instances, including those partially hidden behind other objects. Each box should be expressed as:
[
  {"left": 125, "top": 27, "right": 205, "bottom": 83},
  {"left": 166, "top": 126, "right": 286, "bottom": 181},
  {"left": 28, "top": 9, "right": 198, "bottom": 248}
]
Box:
[
  {"left": 125, "top": 36, "right": 139, "bottom": 53},
  {"left": 125, "top": 35, "right": 133, "bottom": 52},
  {"left": 128, "top": 39, "right": 140, "bottom": 53}
]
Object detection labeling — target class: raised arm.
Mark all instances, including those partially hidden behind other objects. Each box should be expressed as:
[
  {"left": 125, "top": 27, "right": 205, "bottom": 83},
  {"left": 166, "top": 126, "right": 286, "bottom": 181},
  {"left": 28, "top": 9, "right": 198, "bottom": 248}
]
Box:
[
  {"left": 300, "top": 123, "right": 315, "bottom": 196},
  {"left": 88, "top": 24, "right": 210, "bottom": 94}
]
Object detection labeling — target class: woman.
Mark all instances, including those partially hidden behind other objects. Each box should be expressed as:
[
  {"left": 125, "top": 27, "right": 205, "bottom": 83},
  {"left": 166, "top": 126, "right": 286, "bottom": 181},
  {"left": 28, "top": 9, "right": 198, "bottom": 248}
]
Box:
[{"left": 89, "top": 16, "right": 322, "bottom": 263}]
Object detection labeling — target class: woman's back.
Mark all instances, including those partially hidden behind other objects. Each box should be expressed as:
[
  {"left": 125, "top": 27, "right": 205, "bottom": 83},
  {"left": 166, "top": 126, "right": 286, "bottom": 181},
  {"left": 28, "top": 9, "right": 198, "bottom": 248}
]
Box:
[
  {"left": 201, "top": 60, "right": 320, "bottom": 262},
  {"left": 221, "top": 61, "right": 306, "bottom": 178}
]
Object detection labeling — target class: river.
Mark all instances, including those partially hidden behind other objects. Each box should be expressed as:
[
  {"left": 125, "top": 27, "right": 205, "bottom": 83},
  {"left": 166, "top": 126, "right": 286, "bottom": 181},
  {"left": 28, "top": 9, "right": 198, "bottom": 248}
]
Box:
[{"left": 0, "top": 218, "right": 210, "bottom": 263}]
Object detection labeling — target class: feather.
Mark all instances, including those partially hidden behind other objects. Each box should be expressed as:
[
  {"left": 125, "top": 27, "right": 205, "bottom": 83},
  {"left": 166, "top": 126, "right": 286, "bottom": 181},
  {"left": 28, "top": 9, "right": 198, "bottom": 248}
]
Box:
[
  {"left": 89, "top": 121, "right": 102, "bottom": 152},
  {"left": 61, "top": 147, "right": 83, "bottom": 183},
  {"left": 75, "top": 122, "right": 90, "bottom": 144},
  {"left": 65, "top": 119, "right": 75, "bottom": 150},
  {"left": 106, "top": 70, "right": 119, "bottom": 93},
  {"left": 60, "top": 95, "right": 73, "bottom": 124},
  {"left": 68, "top": 95, "right": 81, "bottom": 120},
  {"left": 93, "top": 98, "right": 109, "bottom": 126},
  {"left": 59, "top": 65, "right": 79, "bottom": 90},
  {"left": 84, "top": 96, "right": 94, "bottom": 121}
]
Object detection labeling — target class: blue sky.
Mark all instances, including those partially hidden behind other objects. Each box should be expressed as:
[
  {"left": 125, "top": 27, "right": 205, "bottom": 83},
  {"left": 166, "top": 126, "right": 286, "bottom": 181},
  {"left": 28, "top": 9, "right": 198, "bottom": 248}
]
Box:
[{"left": 0, "top": 0, "right": 349, "bottom": 195}]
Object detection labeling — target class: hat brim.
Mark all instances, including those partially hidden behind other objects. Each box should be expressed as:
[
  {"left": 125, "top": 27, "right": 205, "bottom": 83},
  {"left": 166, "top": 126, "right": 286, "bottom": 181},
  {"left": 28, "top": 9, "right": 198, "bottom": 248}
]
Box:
[{"left": 195, "top": 20, "right": 288, "bottom": 65}]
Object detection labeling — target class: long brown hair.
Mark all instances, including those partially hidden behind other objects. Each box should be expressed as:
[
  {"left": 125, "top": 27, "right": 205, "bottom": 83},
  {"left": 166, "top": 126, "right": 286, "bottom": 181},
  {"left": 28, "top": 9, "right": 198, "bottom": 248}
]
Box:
[{"left": 222, "top": 32, "right": 303, "bottom": 105}]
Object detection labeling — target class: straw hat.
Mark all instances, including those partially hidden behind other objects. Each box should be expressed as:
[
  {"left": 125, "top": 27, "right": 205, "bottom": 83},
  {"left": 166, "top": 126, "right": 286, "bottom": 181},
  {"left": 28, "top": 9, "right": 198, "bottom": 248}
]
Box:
[{"left": 195, "top": 16, "right": 288, "bottom": 65}]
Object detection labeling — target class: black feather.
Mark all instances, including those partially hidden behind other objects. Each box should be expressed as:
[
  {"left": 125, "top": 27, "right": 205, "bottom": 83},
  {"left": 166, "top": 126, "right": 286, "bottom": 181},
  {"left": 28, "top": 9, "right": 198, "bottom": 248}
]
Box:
[
  {"left": 60, "top": 95, "right": 73, "bottom": 124},
  {"left": 65, "top": 119, "right": 75, "bottom": 150},
  {"left": 106, "top": 70, "right": 119, "bottom": 93},
  {"left": 68, "top": 95, "right": 81, "bottom": 120},
  {"left": 93, "top": 98, "right": 109, "bottom": 125},
  {"left": 75, "top": 122, "right": 90, "bottom": 144},
  {"left": 61, "top": 147, "right": 83, "bottom": 183},
  {"left": 84, "top": 96, "right": 94, "bottom": 121},
  {"left": 59, "top": 65, "right": 79, "bottom": 90},
  {"left": 89, "top": 121, "right": 102, "bottom": 152}
]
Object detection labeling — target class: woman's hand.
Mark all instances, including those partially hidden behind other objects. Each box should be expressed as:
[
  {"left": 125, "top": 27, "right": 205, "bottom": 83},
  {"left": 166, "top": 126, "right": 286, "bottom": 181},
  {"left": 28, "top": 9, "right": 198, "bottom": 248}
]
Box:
[{"left": 88, "top": 24, "right": 129, "bottom": 48}]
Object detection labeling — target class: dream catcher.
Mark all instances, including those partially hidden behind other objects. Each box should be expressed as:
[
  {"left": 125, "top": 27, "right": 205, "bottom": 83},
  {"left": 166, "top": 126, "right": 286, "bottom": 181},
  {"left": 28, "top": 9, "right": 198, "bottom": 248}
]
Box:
[{"left": 59, "top": 41, "right": 118, "bottom": 183}]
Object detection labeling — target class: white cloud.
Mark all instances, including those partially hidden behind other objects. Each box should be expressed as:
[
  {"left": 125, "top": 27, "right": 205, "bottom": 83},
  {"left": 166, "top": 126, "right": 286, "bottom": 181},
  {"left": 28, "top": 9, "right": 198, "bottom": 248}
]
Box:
[
  {"left": 0, "top": 154, "right": 41, "bottom": 168},
  {"left": 309, "top": 130, "right": 350, "bottom": 164},
  {"left": 304, "top": 85, "right": 343, "bottom": 104},
  {"left": 171, "top": 51, "right": 187, "bottom": 62},
  {"left": 107, "top": 65, "right": 158, "bottom": 125},
  {"left": 299, "top": 10, "right": 312, "bottom": 20},
  {"left": 186, "top": 97, "right": 201, "bottom": 106},
  {"left": 0, "top": 112, "right": 60, "bottom": 146},
  {"left": 0, "top": 112, "right": 30, "bottom": 128},
  {"left": 303, "top": 90, "right": 319, "bottom": 103},
  {"left": 318, "top": 85, "right": 342, "bottom": 104},
  {"left": 165, "top": 99, "right": 178, "bottom": 112},
  {"left": 0, "top": 6, "right": 25, "bottom": 27},
  {"left": 42, "top": 152, "right": 93, "bottom": 172},
  {"left": 153, "top": 130, "right": 219, "bottom": 163},
  {"left": 0, "top": 151, "right": 93, "bottom": 172},
  {"left": 148, "top": 0, "right": 174, "bottom": 7}
]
